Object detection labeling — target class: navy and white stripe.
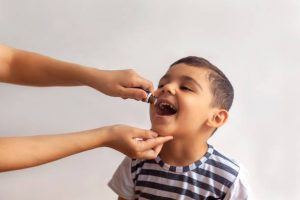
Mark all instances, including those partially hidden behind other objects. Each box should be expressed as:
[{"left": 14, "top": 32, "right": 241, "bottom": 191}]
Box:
[{"left": 131, "top": 145, "right": 240, "bottom": 200}]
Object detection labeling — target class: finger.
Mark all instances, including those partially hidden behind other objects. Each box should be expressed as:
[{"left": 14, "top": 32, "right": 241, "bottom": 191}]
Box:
[
  {"left": 133, "top": 129, "right": 158, "bottom": 139},
  {"left": 137, "top": 136, "right": 173, "bottom": 152},
  {"left": 120, "top": 87, "right": 148, "bottom": 100},
  {"left": 136, "top": 144, "right": 163, "bottom": 159},
  {"left": 134, "top": 77, "right": 154, "bottom": 93},
  {"left": 137, "top": 150, "right": 158, "bottom": 160},
  {"left": 152, "top": 143, "right": 163, "bottom": 156}
]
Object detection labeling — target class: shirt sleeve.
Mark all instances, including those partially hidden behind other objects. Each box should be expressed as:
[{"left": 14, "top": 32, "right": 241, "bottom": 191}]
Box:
[
  {"left": 108, "top": 157, "right": 135, "bottom": 200},
  {"left": 224, "top": 163, "right": 251, "bottom": 200}
]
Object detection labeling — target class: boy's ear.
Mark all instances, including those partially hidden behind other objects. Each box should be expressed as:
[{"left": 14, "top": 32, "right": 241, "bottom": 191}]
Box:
[{"left": 206, "top": 109, "right": 229, "bottom": 128}]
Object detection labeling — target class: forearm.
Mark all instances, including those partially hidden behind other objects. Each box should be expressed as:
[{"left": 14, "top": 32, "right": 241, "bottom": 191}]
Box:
[
  {"left": 0, "top": 44, "right": 154, "bottom": 99},
  {"left": 0, "top": 44, "right": 99, "bottom": 86},
  {"left": 0, "top": 125, "right": 172, "bottom": 172},
  {"left": 0, "top": 127, "right": 109, "bottom": 172}
]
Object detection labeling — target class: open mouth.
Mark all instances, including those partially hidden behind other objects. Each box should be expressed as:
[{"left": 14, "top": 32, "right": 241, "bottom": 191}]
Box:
[{"left": 155, "top": 100, "right": 178, "bottom": 116}]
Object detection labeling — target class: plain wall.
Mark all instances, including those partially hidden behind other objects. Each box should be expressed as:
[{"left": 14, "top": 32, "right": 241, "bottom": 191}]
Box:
[{"left": 0, "top": 0, "right": 299, "bottom": 199}]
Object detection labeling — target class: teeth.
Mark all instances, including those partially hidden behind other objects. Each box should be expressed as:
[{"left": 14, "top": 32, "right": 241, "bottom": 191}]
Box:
[{"left": 159, "top": 102, "right": 177, "bottom": 111}]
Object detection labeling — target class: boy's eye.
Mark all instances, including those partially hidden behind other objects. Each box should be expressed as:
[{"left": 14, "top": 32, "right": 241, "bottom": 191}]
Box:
[
  {"left": 180, "top": 86, "right": 192, "bottom": 91},
  {"left": 158, "top": 84, "right": 164, "bottom": 88}
]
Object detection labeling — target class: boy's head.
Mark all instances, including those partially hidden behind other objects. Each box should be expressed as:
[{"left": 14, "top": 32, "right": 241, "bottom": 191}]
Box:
[{"left": 150, "top": 56, "right": 234, "bottom": 138}]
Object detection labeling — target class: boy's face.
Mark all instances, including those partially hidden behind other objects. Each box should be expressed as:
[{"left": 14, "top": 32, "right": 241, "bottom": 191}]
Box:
[{"left": 150, "top": 63, "right": 217, "bottom": 137}]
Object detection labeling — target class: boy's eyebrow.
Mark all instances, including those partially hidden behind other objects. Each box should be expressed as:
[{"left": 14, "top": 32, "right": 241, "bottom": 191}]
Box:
[
  {"left": 159, "top": 74, "right": 203, "bottom": 90},
  {"left": 181, "top": 75, "right": 203, "bottom": 90}
]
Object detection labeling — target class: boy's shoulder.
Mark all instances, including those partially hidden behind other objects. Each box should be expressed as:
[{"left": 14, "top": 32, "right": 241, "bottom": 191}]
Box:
[
  {"left": 205, "top": 147, "right": 250, "bottom": 199},
  {"left": 205, "top": 145, "right": 241, "bottom": 176}
]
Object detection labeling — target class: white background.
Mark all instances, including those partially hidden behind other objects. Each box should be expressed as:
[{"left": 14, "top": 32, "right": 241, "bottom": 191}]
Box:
[{"left": 0, "top": 0, "right": 299, "bottom": 199}]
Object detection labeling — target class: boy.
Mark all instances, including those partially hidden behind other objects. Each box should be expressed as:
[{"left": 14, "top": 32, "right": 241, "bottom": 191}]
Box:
[{"left": 108, "top": 56, "right": 249, "bottom": 199}]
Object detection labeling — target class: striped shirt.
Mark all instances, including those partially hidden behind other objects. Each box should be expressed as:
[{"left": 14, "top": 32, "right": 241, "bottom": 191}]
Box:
[{"left": 108, "top": 145, "right": 249, "bottom": 200}]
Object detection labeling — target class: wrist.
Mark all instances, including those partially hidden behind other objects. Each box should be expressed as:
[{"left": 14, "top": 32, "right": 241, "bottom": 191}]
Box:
[
  {"left": 78, "top": 67, "right": 106, "bottom": 89},
  {"left": 75, "top": 65, "right": 93, "bottom": 86},
  {"left": 96, "top": 125, "right": 114, "bottom": 148}
]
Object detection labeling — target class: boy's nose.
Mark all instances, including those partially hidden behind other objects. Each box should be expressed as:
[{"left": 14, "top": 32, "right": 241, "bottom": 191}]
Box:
[
  {"left": 153, "top": 89, "right": 160, "bottom": 97},
  {"left": 160, "top": 84, "right": 176, "bottom": 96}
]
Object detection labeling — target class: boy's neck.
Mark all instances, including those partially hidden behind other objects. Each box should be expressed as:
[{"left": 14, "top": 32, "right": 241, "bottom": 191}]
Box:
[{"left": 159, "top": 133, "right": 209, "bottom": 167}]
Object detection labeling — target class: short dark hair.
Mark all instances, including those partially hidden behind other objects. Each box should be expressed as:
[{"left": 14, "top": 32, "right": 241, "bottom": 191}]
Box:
[{"left": 170, "top": 56, "right": 234, "bottom": 111}]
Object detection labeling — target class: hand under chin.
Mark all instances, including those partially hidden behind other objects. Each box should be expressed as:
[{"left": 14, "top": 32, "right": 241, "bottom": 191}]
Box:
[{"left": 151, "top": 126, "right": 175, "bottom": 137}]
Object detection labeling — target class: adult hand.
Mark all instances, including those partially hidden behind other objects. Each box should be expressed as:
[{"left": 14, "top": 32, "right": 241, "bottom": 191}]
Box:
[
  {"left": 103, "top": 124, "right": 173, "bottom": 159},
  {"left": 0, "top": 125, "right": 172, "bottom": 172},
  {"left": 82, "top": 68, "right": 154, "bottom": 101}
]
